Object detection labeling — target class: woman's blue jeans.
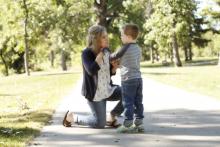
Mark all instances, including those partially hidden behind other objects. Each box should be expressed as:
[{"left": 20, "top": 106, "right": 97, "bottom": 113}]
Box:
[{"left": 76, "top": 86, "right": 123, "bottom": 128}]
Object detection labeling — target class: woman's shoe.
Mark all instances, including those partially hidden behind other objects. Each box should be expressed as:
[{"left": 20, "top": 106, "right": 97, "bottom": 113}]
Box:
[
  {"left": 63, "top": 110, "right": 72, "bottom": 127},
  {"left": 106, "top": 114, "right": 121, "bottom": 128},
  {"left": 106, "top": 119, "right": 121, "bottom": 128}
]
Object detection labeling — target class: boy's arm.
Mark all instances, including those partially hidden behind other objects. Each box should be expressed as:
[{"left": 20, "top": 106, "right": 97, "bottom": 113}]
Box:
[{"left": 110, "top": 44, "right": 130, "bottom": 61}]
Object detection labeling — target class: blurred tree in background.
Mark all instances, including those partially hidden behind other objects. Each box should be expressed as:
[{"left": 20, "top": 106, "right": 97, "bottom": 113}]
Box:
[
  {"left": 201, "top": 0, "right": 220, "bottom": 65},
  {"left": 0, "top": 0, "right": 219, "bottom": 76}
]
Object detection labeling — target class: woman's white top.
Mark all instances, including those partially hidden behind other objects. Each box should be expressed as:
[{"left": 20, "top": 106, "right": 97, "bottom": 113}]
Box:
[{"left": 93, "top": 50, "right": 117, "bottom": 101}]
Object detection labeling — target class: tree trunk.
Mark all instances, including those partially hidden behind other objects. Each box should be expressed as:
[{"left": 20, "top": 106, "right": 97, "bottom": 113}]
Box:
[
  {"left": 150, "top": 44, "right": 154, "bottom": 63},
  {"left": 49, "top": 50, "right": 55, "bottom": 67},
  {"left": 187, "top": 41, "right": 193, "bottom": 61},
  {"left": 183, "top": 44, "right": 193, "bottom": 62},
  {"left": 94, "top": 0, "right": 108, "bottom": 27},
  {"left": 184, "top": 47, "right": 189, "bottom": 61},
  {"left": 94, "top": 0, "right": 124, "bottom": 30},
  {"left": 155, "top": 48, "right": 159, "bottom": 61},
  {"left": 169, "top": 44, "right": 174, "bottom": 63},
  {"left": 218, "top": 51, "right": 220, "bottom": 66},
  {"left": 0, "top": 38, "right": 10, "bottom": 76},
  {"left": 23, "top": 0, "right": 30, "bottom": 76},
  {"left": 172, "top": 32, "right": 182, "bottom": 67},
  {"left": 61, "top": 49, "right": 67, "bottom": 71},
  {"left": 146, "top": 0, "right": 153, "bottom": 18},
  {"left": 188, "top": 26, "right": 193, "bottom": 61},
  {"left": 0, "top": 52, "right": 9, "bottom": 76},
  {"left": 183, "top": 46, "right": 192, "bottom": 62}
]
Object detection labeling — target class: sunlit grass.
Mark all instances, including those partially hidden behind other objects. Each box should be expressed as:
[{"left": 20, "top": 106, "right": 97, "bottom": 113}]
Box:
[
  {"left": 0, "top": 71, "right": 81, "bottom": 146},
  {"left": 141, "top": 58, "right": 220, "bottom": 99}
]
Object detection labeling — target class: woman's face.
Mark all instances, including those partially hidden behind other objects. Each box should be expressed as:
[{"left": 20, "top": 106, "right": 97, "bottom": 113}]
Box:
[{"left": 100, "top": 31, "right": 109, "bottom": 49}]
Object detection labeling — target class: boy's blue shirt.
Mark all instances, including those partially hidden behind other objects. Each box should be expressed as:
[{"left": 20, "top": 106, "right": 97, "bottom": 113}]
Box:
[{"left": 110, "top": 43, "right": 142, "bottom": 81}]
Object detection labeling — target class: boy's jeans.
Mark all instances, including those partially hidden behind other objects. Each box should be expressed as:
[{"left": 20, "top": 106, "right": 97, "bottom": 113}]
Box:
[{"left": 121, "top": 78, "right": 144, "bottom": 127}]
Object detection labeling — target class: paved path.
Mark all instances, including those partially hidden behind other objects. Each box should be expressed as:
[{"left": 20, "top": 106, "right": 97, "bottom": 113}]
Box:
[{"left": 29, "top": 73, "right": 220, "bottom": 147}]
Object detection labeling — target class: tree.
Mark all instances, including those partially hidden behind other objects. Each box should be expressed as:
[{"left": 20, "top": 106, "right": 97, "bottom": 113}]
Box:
[
  {"left": 202, "top": 0, "right": 220, "bottom": 65},
  {"left": 144, "top": 0, "right": 196, "bottom": 67},
  {"left": 93, "top": 0, "right": 150, "bottom": 54},
  {"left": 0, "top": 37, "right": 10, "bottom": 76},
  {"left": 0, "top": 0, "right": 26, "bottom": 75},
  {"left": 50, "top": 0, "right": 93, "bottom": 70},
  {"left": 0, "top": 0, "right": 95, "bottom": 75},
  {"left": 23, "top": 0, "right": 30, "bottom": 75},
  {"left": 190, "top": 17, "right": 210, "bottom": 60},
  {"left": 94, "top": 0, "right": 124, "bottom": 29}
]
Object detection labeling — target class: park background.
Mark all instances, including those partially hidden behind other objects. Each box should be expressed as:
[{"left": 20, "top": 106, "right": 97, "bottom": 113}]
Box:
[{"left": 0, "top": 0, "right": 220, "bottom": 146}]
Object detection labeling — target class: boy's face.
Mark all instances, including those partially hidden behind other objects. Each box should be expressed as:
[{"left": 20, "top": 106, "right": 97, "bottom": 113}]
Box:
[
  {"left": 121, "top": 31, "right": 128, "bottom": 44},
  {"left": 121, "top": 31, "right": 132, "bottom": 44}
]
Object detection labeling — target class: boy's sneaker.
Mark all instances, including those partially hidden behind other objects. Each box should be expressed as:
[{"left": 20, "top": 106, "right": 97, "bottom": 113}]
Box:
[
  {"left": 134, "top": 124, "right": 145, "bottom": 133},
  {"left": 116, "top": 125, "right": 137, "bottom": 133}
]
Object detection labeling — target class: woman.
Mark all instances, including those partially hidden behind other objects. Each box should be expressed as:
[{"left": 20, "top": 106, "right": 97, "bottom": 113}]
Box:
[{"left": 63, "top": 25, "right": 123, "bottom": 128}]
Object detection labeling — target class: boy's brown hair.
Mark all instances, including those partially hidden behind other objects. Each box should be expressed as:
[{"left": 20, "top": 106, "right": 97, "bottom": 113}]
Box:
[{"left": 122, "top": 24, "right": 139, "bottom": 40}]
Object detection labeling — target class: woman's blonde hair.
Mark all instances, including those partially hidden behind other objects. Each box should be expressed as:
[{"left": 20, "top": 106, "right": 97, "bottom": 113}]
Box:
[{"left": 87, "top": 25, "right": 106, "bottom": 53}]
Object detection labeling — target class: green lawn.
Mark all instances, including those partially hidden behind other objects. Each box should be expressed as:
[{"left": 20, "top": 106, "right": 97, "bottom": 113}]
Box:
[
  {"left": 0, "top": 71, "right": 80, "bottom": 146},
  {"left": 141, "top": 58, "right": 220, "bottom": 99}
]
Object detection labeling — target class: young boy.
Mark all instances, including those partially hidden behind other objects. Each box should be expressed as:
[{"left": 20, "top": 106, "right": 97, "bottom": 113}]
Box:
[{"left": 110, "top": 24, "right": 144, "bottom": 133}]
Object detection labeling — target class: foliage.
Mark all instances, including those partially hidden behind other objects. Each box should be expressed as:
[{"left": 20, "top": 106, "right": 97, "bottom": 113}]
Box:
[
  {"left": 143, "top": 0, "right": 196, "bottom": 58},
  {"left": 0, "top": 0, "right": 219, "bottom": 75},
  {"left": 0, "top": 0, "right": 94, "bottom": 75}
]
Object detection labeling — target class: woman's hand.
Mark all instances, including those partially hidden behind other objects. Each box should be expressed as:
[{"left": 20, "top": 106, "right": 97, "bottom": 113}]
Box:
[
  {"left": 111, "top": 59, "right": 120, "bottom": 68},
  {"left": 95, "top": 52, "right": 104, "bottom": 65},
  {"left": 111, "top": 59, "right": 120, "bottom": 74}
]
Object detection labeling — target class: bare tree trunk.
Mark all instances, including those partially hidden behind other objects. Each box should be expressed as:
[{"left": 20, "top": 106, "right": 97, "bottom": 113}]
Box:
[
  {"left": 23, "top": 0, "right": 30, "bottom": 76},
  {"left": 61, "top": 49, "right": 67, "bottom": 71},
  {"left": 147, "top": 0, "right": 155, "bottom": 63},
  {"left": 49, "top": 50, "right": 55, "bottom": 67},
  {"left": 184, "top": 47, "right": 189, "bottom": 61},
  {"left": 172, "top": 32, "right": 182, "bottom": 67},
  {"left": 150, "top": 44, "right": 154, "bottom": 63},
  {"left": 94, "top": 0, "right": 108, "bottom": 27},
  {"left": 0, "top": 52, "right": 9, "bottom": 76},
  {"left": 188, "top": 26, "right": 193, "bottom": 61},
  {"left": 169, "top": 44, "right": 174, "bottom": 63},
  {"left": 155, "top": 48, "right": 159, "bottom": 61},
  {"left": 146, "top": 0, "right": 153, "bottom": 18},
  {"left": 183, "top": 45, "right": 192, "bottom": 62},
  {"left": 0, "top": 38, "right": 10, "bottom": 76},
  {"left": 187, "top": 41, "right": 193, "bottom": 61},
  {"left": 218, "top": 51, "right": 220, "bottom": 66},
  {"left": 183, "top": 44, "right": 193, "bottom": 62},
  {"left": 94, "top": 0, "right": 123, "bottom": 30}
]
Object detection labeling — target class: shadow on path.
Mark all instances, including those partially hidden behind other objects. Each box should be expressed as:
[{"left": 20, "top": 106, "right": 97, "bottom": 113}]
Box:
[{"left": 29, "top": 109, "right": 220, "bottom": 147}]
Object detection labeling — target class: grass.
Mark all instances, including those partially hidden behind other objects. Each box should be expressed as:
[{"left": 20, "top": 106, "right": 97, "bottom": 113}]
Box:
[
  {"left": 0, "top": 71, "right": 81, "bottom": 146},
  {"left": 141, "top": 58, "right": 220, "bottom": 99}
]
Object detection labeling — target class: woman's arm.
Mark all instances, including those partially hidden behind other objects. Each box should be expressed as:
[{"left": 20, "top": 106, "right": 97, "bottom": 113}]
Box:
[{"left": 82, "top": 50, "right": 101, "bottom": 76}]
